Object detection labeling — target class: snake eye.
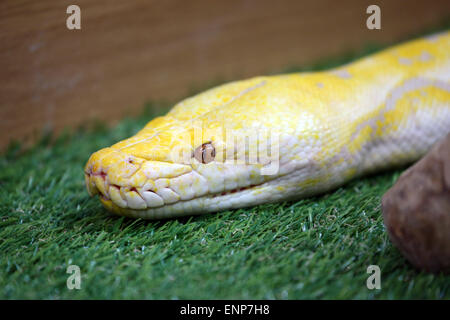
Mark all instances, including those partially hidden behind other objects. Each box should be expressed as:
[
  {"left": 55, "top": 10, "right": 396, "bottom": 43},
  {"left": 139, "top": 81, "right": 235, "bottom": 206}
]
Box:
[{"left": 194, "top": 143, "right": 215, "bottom": 164}]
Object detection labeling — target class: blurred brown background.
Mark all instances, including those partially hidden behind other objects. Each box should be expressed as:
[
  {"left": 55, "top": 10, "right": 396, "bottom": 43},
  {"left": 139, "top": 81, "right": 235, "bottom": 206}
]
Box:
[{"left": 1, "top": 0, "right": 449, "bottom": 149}]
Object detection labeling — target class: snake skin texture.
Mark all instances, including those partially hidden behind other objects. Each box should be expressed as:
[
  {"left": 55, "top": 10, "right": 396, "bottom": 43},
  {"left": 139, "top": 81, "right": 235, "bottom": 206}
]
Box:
[{"left": 85, "top": 32, "right": 450, "bottom": 219}]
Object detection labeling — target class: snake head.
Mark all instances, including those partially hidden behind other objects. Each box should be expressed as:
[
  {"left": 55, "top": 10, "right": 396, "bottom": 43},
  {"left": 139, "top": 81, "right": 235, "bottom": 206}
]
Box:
[
  {"left": 83, "top": 117, "right": 303, "bottom": 219},
  {"left": 84, "top": 76, "right": 325, "bottom": 219}
]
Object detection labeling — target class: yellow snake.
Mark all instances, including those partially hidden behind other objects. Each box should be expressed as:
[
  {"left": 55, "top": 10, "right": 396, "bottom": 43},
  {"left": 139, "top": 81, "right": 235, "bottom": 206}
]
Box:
[{"left": 85, "top": 32, "right": 450, "bottom": 219}]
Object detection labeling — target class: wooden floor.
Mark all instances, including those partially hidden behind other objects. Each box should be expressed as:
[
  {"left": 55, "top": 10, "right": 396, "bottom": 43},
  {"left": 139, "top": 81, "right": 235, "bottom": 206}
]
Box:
[{"left": 1, "top": 0, "right": 449, "bottom": 148}]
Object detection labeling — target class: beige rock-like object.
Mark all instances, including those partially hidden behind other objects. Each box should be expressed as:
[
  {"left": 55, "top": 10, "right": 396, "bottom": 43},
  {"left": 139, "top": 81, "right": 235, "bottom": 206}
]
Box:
[{"left": 382, "top": 133, "right": 450, "bottom": 274}]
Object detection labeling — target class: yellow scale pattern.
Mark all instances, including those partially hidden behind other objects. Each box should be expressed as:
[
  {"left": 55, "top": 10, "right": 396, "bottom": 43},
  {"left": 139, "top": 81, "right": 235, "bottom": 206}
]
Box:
[{"left": 85, "top": 32, "right": 450, "bottom": 219}]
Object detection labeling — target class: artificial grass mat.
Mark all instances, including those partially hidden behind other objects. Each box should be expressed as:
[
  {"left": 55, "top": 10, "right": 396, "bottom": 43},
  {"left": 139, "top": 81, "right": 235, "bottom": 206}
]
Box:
[{"left": 1, "top": 29, "right": 450, "bottom": 299}]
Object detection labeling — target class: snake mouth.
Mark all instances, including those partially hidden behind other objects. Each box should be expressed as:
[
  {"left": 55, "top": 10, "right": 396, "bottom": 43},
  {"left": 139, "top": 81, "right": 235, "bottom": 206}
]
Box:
[
  {"left": 84, "top": 142, "right": 276, "bottom": 218},
  {"left": 85, "top": 170, "right": 168, "bottom": 210},
  {"left": 85, "top": 165, "right": 263, "bottom": 214}
]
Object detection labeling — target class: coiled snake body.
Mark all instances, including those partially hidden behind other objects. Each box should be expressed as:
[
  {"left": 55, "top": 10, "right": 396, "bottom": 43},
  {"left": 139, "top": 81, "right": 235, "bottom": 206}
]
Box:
[{"left": 85, "top": 32, "right": 450, "bottom": 219}]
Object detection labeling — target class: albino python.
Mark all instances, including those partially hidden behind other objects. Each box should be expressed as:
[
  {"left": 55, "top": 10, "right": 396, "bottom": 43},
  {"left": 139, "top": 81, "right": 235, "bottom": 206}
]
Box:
[{"left": 85, "top": 32, "right": 450, "bottom": 219}]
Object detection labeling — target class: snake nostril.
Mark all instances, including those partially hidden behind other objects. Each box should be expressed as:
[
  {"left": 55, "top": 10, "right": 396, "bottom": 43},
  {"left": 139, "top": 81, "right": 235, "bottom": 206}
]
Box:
[{"left": 85, "top": 172, "right": 99, "bottom": 196}]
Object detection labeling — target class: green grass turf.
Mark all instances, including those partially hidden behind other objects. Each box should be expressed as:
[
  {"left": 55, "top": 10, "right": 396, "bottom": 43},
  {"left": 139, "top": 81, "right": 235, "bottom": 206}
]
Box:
[{"left": 2, "top": 27, "right": 450, "bottom": 299}]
